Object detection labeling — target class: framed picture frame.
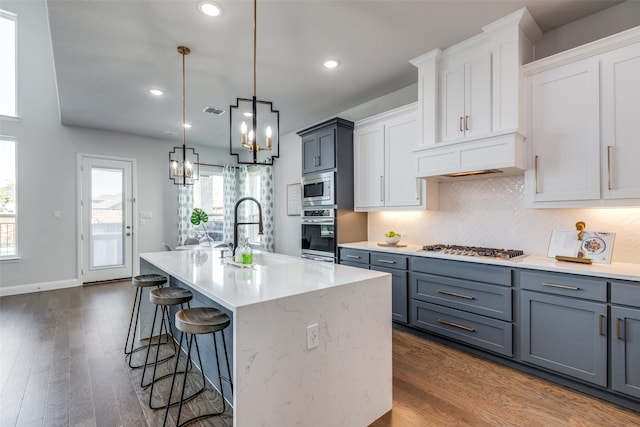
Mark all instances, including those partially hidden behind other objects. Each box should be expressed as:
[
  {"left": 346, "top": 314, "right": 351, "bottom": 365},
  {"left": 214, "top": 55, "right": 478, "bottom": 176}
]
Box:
[{"left": 287, "top": 183, "right": 301, "bottom": 216}]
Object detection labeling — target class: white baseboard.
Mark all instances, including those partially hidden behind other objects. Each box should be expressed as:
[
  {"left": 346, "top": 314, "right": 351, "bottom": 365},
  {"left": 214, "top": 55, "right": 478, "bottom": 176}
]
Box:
[{"left": 0, "top": 278, "right": 81, "bottom": 297}]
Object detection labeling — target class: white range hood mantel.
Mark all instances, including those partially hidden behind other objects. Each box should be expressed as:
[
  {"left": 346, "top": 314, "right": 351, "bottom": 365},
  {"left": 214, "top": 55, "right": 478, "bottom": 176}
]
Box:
[{"left": 414, "top": 130, "right": 526, "bottom": 181}]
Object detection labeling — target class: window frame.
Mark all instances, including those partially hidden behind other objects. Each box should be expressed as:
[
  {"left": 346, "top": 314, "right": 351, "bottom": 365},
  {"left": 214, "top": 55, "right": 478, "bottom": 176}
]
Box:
[
  {"left": 0, "top": 137, "right": 18, "bottom": 259},
  {"left": 192, "top": 165, "right": 225, "bottom": 243},
  {"left": 0, "top": 9, "right": 18, "bottom": 120}
]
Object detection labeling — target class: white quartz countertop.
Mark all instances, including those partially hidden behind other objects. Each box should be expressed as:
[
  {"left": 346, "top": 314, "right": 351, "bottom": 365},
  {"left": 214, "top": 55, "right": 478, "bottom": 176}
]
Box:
[
  {"left": 339, "top": 242, "right": 640, "bottom": 282},
  {"left": 140, "top": 249, "right": 388, "bottom": 312}
]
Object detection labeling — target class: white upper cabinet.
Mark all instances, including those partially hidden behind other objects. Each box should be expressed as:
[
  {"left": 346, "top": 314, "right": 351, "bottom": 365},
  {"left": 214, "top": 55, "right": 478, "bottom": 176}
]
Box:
[
  {"left": 354, "top": 104, "right": 438, "bottom": 211},
  {"left": 523, "top": 27, "right": 640, "bottom": 208},
  {"left": 601, "top": 42, "right": 640, "bottom": 200},
  {"left": 410, "top": 8, "right": 541, "bottom": 179},
  {"left": 439, "top": 50, "right": 492, "bottom": 142},
  {"left": 527, "top": 57, "right": 601, "bottom": 203}
]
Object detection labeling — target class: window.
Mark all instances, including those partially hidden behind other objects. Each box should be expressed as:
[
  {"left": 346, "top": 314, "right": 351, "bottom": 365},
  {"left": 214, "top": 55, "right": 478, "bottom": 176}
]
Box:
[
  {"left": 192, "top": 166, "right": 224, "bottom": 243},
  {"left": 0, "top": 9, "right": 17, "bottom": 118},
  {"left": 0, "top": 138, "right": 16, "bottom": 256}
]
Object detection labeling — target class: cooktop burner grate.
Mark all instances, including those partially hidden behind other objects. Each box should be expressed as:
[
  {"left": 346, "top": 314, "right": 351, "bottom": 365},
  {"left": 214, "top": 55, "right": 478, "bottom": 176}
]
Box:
[{"left": 421, "top": 244, "right": 525, "bottom": 260}]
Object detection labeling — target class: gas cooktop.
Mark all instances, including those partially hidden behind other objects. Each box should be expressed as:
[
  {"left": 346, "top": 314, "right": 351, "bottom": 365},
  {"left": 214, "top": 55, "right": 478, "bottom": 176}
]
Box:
[{"left": 421, "top": 244, "right": 526, "bottom": 260}]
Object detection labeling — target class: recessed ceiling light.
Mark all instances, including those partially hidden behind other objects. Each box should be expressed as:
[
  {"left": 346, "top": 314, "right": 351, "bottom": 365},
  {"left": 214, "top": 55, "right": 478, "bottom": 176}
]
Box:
[
  {"left": 323, "top": 59, "right": 339, "bottom": 69},
  {"left": 183, "top": 123, "right": 192, "bottom": 129},
  {"left": 198, "top": 1, "right": 222, "bottom": 17},
  {"left": 149, "top": 89, "right": 164, "bottom": 96}
]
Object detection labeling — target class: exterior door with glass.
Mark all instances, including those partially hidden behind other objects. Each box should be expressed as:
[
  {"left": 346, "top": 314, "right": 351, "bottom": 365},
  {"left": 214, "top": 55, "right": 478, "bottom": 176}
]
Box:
[{"left": 80, "top": 156, "right": 134, "bottom": 283}]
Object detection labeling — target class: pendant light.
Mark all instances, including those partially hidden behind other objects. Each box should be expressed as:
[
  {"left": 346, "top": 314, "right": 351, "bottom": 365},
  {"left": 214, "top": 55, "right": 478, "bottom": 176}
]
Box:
[
  {"left": 169, "top": 45, "right": 199, "bottom": 185},
  {"left": 229, "top": 0, "right": 280, "bottom": 165}
]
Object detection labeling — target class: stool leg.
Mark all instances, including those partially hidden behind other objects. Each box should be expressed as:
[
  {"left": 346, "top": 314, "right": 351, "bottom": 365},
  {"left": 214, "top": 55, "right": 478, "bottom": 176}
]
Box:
[
  {"left": 221, "top": 330, "right": 233, "bottom": 395},
  {"left": 174, "top": 334, "right": 195, "bottom": 427},
  {"left": 163, "top": 332, "right": 184, "bottom": 427},
  {"left": 124, "top": 287, "right": 142, "bottom": 357},
  {"left": 141, "top": 303, "right": 161, "bottom": 388}
]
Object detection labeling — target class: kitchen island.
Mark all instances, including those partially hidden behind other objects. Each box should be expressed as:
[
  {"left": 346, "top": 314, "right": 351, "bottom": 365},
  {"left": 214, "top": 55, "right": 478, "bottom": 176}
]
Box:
[{"left": 139, "top": 249, "right": 392, "bottom": 427}]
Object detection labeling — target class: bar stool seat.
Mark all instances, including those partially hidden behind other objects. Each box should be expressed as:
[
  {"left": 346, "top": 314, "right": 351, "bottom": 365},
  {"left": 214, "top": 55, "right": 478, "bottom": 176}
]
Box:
[
  {"left": 175, "top": 307, "right": 231, "bottom": 335},
  {"left": 124, "top": 274, "right": 168, "bottom": 369},
  {"left": 143, "top": 287, "right": 199, "bottom": 410},
  {"left": 163, "top": 307, "right": 233, "bottom": 427}
]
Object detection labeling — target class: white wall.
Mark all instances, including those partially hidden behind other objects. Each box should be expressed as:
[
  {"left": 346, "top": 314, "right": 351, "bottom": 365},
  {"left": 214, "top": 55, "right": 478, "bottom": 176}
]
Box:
[
  {"left": 0, "top": 0, "right": 234, "bottom": 294},
  {"left": 535, "top": 1, "right": 640, "bottom": 59}
]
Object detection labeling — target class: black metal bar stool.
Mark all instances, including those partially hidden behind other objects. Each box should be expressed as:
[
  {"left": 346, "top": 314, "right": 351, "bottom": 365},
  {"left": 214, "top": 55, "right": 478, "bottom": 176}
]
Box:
[
  {"left": 124, "top": 274, "right": 168, "bottom": 368},
  {"left": 162, "top": 307, "right": 233, "bottom": 427},
  {"left": 143, "top": 287, "right": 206, "bottom": 410}
]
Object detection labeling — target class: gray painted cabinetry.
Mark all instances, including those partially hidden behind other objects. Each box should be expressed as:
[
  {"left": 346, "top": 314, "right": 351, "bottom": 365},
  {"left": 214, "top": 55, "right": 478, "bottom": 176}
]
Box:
[
  {"left": 338, "top": 245, "right": 640, "bottom": 408},
  {"left": 298, "top": 118, "right": 355, "bottom": 176},
  {"left": 519, "top": 271, "right": 608, "bottom": 386},
  {"left": 409, "top": 257, "right": 514, "bottom": 356},
  {"left": 339, "top": 248, "right": 409, "bottom": 323},
  {"left": 611, "top": 281, "right": 640, "bottom": 399}
]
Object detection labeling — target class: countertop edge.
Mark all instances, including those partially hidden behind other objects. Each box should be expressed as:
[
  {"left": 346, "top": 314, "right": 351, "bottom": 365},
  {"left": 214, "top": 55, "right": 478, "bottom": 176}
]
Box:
[{"left": 338, "top": 242, "right": 640, "bottom": 282}]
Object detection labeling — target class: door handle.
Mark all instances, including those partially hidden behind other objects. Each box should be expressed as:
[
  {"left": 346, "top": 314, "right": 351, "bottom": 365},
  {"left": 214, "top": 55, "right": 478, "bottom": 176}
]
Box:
[
  {"left": 380, "top": 176, "right": 384, "bottom": 202},
  {"left": 534, "top": 155, "right": 539, "bottom": 194},
  {"left": 459, "top": 116, "right": 464, "bottom": 132},
  {"left": 465, "top": 115, "right": 469, "bottom": 131}
]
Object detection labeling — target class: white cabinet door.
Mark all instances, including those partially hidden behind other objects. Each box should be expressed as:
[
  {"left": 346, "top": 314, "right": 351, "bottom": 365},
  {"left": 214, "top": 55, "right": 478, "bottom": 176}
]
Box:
[
  {"left": 354, "top": 123, "right": 385, "bottom": 209},
  {"left": 529, "top": 58, "right": 601, "bottom": 202},
  {"left": 385, "top": 111, "right": 421, "bottom": 208},
  {"left": 465, "top": 53, "right": 492, "bottom": 139},
  {"left": 440, "top": 63, "right": 466, "bottom": 142},
  {"left": 439, "top": 53, "right": 492, "bottom": 143},
  {"left": 601, "top": 42, "right": 640, "bottom": 200}
]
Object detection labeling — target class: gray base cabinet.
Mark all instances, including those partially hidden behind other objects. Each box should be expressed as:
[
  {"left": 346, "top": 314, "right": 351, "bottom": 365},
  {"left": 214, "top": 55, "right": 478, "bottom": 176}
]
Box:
[
  {"left": 611, "top": 281, "right": 640, "bottom": 399},
  {"left": 338, "top": 248, "right": 409, "bottom": 324},
  {"left": 409, "top": 257, "right": 514, "bottom": 356},
  {"left": 520, "top": 290, "right": 607, "bottom": 386}
]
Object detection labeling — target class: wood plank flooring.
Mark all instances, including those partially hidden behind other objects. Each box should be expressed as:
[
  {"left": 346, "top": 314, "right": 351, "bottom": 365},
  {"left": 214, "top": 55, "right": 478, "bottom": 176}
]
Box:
[{"left": 1, "top": 281, "right": 639, "bottom": 427}]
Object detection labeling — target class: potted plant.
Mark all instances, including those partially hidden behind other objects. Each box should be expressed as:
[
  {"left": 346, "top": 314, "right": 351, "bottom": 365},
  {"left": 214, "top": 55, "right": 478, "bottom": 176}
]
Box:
[{"left": 191, "top": 208, "right": 212, "bottom": 246}]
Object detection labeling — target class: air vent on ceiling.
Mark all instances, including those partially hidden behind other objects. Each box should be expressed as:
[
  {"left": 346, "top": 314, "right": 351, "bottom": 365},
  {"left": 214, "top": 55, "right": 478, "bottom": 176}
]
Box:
[{"left": 203, "top": 106, "right": 226, "bottom": 115}]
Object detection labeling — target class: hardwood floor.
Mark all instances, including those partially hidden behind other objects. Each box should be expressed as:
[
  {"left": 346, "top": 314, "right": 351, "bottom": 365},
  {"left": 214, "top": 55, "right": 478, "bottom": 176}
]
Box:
[{"left": 1, "top": 281, "right": 638, "bottom": 427}]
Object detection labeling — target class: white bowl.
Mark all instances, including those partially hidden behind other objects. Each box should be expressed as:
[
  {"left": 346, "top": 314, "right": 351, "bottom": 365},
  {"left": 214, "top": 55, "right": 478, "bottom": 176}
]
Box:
[{"left": 384, "top": 235, "right": 401, "bottom": 245}]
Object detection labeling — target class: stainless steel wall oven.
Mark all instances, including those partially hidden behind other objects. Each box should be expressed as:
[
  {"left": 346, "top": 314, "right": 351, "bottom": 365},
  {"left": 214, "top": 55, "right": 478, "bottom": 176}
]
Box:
[{"left": 301, "top": 209, "right": 335, "bottom": 262}]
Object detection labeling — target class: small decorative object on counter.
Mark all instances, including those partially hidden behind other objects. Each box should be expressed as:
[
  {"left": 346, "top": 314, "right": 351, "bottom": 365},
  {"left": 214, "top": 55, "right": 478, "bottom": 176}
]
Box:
[
  {"left": 383, "top": 231, "right": 401, "bottom": 245},
  {"left": 242, "top": 239, "right": 253, "bottom": 265}
]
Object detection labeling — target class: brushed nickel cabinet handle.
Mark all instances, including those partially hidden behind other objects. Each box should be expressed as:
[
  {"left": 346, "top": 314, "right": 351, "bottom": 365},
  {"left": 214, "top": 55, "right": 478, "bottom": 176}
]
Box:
[
  {"left": 437, "top": 290, "right": 476, "bottom": 300},
  {"left": 543, "top": 282, "right": 580, "bottom": 291},
  {"left": 607, "top": 146, "right": 613, "bottom": 191},
  {"left": 534, "top": 155, "right": 539, "bottom": 194},
  {"left": 437, "top": 319, "right": 476, "bottom": 332},
  {"left": 376, "top": 259, "right": 396, "bottom": 264},
  {"left": 465, "top": 115, "right": 469, "bottom": 131},
  {"left": 380, "top": 176, "right": 384, "bottom": 202},
  {"left": 459, "top": 116, "right": 464, "bottom": 132},
  {"left": 346, "top": 255, "right": 361, "bottom": 259},
  {"left": 599, "top": 314, "right": 605, "bottom": 336},
  {"left": 616, "top": 317, "right": 622, "bottom": 340}
]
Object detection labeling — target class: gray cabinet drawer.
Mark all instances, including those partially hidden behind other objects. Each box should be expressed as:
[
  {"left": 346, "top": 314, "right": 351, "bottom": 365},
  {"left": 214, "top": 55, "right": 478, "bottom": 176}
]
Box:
[
  {"left": 410, "top": 272, "right": 512, "bottom": 321},
  {"left": 520, "top": 270, "right": 606, "bottom": 302},
  {"left": 340, "top": 261, "right": 368, "bottom": 269},
  {"left": 370, "top": 252, "right": 408, "bottom": 269},
  {"left": 611, "top": 281, "right": 640, "bottom": 308},
  {"left": 410, "top": 300, "right": 513, "bottom": 357},
  {"left": 410, "top": 257, "right": 511, "bottom": 286},
  {"left": 339, "top": 248, "right": 369, "bottom": 265}
]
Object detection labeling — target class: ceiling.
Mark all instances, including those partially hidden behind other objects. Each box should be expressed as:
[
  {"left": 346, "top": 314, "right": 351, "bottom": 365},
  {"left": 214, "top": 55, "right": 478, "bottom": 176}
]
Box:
[{"left": 46, "top": 0, "right": 622, "bottom": 151}]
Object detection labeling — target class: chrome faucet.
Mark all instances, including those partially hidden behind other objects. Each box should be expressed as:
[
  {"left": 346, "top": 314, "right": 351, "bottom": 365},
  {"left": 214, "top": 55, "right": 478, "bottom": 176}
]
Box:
[{"left": 233, "top": 197, "right": 264, "bottom": 256}]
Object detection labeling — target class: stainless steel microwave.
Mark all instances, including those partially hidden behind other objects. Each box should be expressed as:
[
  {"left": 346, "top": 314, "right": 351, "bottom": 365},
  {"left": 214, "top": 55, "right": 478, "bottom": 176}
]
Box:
[{"left": 301, "top": 171, "right": 334, "bottom": 207}]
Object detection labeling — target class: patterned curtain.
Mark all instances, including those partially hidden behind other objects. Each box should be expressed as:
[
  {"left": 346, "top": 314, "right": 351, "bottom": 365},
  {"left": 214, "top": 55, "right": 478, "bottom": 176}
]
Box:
[
  {"left": 176, "top": 185, "right": 193, "bottom": 246},
  {"left": 256, "top": 165, "right": 274, "bottom": 252},
  {"left": 222, "top": 165, "right": 238, "bottom": 246},
  {"left": 221, "top": 164, "right": 275, "bottom": 252}
]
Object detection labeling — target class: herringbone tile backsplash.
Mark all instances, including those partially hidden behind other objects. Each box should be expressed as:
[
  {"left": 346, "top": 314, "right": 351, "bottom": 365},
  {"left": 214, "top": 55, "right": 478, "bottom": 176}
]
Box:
[{"left": 369, "top": 175, "right": 640, "bottom": 264}]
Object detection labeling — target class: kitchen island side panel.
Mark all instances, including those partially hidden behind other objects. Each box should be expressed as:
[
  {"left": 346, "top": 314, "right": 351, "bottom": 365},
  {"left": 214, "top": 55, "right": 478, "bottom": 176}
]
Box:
[{"left": 234, "top": 274, "right": 392, "bottom": 427}]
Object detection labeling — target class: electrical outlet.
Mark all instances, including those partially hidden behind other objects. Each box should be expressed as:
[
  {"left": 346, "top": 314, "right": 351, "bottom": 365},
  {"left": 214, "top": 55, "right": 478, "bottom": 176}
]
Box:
[{"left": 306, "top": 323, "right": 319, "bottom": 350}]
